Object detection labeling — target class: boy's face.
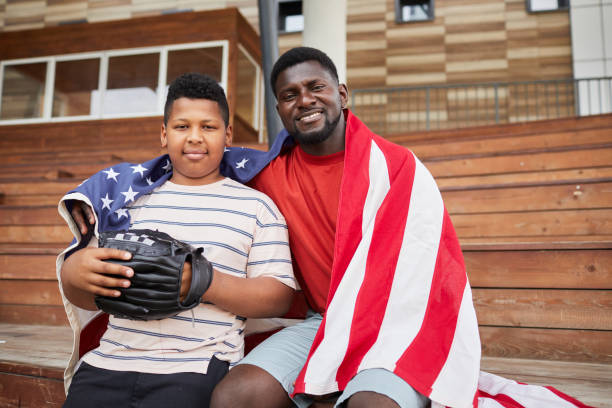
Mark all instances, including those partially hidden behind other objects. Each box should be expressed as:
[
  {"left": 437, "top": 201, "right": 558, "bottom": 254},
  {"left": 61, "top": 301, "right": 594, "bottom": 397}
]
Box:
[{"left": 161, "top": 97, "right": 232, "bottom": 186}]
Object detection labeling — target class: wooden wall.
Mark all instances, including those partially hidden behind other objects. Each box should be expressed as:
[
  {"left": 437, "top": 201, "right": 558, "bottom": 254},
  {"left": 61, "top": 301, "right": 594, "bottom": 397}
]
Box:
[{"left": 2, "top": 0, "right": 572, "bottom": 92}]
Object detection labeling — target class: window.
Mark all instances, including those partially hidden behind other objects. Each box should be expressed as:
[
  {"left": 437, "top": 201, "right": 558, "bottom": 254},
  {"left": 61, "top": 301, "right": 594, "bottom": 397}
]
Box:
[
  {"left": 0, "top": 62, "right": 47, "bottom": 120},
  {"left": 395, "top": 0, "right": 435, "bottom": 23},
  {"left": 0, "top": 41, "right": 229, "bottom": 124},
  {"left": 279, "top": 0, "right": 303, "bottom": 33},
  {"left": 235, "top": 45, "right": 261, "bottom": 131},
  {"left": 526, "top": 0, "right": 569, "bottom": 12}
]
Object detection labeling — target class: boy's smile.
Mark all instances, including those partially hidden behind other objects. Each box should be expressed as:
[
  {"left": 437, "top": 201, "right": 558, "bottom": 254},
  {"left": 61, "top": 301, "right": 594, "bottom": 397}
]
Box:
[{"left": 161, "top": 97, "right": 232, "bottom": 186}]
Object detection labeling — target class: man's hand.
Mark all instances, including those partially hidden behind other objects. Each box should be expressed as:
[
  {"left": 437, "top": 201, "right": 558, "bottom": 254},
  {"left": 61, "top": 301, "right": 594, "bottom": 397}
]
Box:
[
  {"left": 181, "top": 261, "right": 192, "bottom": 302},
  {"left": 61, "top": 246, "right": 133, "bottom": 310},
  {"left": 71, "top": 201, "right": 95, "bottom": 236}
]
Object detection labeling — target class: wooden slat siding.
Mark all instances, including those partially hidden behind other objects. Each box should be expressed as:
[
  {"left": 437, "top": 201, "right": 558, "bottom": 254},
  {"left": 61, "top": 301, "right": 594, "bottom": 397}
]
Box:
[
  {"left": 1, "top": 8, "right": 249, "bottom": 60},
  {"left": 473, "top": 289, "right": 612, "bottom": 330},
  {"left": 1, "top": 281, "right": 63, "bottom": 306},
  {"left": 0, "top": 206, "right": 63, "bottom": 225},
  {"left": 479, "top": 326, "right": 612, "bottom": 363},
  {"left": 0, "top": 226, "right": 72, "bottom": 244},
  {"left": 346, "top": 1, "right": 387, "bottom": 89},
  {"left": 451, "top": 209, "right": 612, "bottom": 238},
  {"left": 425, "top": 147, "right": 612, "bottom": 178},
  {"left": 0, "top": 180, "right": 79, "bottom": 195},
  {"left": 0, "top": 305, "right": 69, "bottom": 326},
  {"left": 385, "top": 113, "right": 612, "bottom": 144},
  {"left": 442, "top": 182, "right": 612, "bottom": 213},
  {"left": 0, "top": 254, "right": 58, "bottom": 280},
  {"left": 459, "top": 235, "right": 612, "bottom": 246},
  {"left": 408, "top": 127, "right": 612, "bottom": 160},
  {"left": 437, "top": 168, "right": 612, "bottom": 189},
  {"left": 0, "top": 373, "right": 65, "bottom": 408},
  {"left": 464, "top": 249, "right": 611, "bottom": 289}
]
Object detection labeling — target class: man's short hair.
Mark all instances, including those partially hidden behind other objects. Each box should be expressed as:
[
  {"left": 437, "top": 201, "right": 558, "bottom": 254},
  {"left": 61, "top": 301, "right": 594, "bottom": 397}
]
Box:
[
  {"left": 270, "top": 47, "right": 339, "bottom": 96},
  {"left": 164, "top": 73, "right": 229, "bottom": 127}
]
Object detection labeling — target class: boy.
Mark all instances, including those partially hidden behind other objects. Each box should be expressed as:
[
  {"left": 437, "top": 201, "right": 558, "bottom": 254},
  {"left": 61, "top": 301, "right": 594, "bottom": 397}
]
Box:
[{"left": 57, "top": 73, "right": 295, "bottom": 408}]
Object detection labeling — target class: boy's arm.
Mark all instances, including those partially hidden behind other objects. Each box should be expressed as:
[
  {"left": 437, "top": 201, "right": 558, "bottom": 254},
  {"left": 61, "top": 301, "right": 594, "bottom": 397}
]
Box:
[
  {"left": 61, "top": 246, "right": 134, "bottom": 310},
  {"left": 71, "top": 201, "right": 95, "bottom": 236},
  {"left": 182, "top": 262, "right": 293, "bottom": 318}
]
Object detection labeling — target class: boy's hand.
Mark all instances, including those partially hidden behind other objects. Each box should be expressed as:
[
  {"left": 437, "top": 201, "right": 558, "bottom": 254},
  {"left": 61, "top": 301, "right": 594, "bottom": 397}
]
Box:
[
  {"left": 62, "top": 246, "right": 133, "bottom": 299},
  {"left": 71, "top": 201, "right": 95, "bottom": 236}
]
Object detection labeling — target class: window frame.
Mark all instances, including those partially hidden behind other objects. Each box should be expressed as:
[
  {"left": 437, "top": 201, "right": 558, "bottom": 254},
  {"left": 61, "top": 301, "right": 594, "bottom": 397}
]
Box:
[
  {"left": 278, "top": 0, "right": 304, "bottom": 34},
  {"left": 394, "top": 0, "right": 435, "bottom": 24},
  {"left": 525, "top": 0, "right": 569, "bottom": 13},
  {"left": 0, "top": 40, "right": 230, "bottom": 125}
]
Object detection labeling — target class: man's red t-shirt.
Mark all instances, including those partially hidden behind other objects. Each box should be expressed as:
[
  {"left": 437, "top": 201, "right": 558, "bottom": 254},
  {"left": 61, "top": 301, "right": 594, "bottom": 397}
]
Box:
[{"left": 248, "top": 145, "right": 344, "bottom": 314}]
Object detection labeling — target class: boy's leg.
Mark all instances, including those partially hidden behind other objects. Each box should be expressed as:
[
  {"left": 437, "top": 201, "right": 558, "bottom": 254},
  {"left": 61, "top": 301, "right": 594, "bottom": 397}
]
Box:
[
  {"left": 211, "top": 314, "right": 323, "bottom": 408},
  {"left": 137, "top": 356, "right": 229, "bottom": 408},
  {"left": 63, "top": 362, "right": 137, "bottom": 408},
  {"left": 64, "top": 358, "right": 229, "bottom": 408}
]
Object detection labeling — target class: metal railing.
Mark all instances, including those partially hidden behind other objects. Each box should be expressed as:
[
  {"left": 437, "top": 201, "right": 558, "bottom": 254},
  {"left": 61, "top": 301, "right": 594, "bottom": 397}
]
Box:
[{"left": 350, "top": 77, "right": 612, "bottom": 135}]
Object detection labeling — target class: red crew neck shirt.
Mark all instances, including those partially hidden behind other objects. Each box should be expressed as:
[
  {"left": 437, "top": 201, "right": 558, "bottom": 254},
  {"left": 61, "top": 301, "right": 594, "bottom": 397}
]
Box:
[{"left": 249, "top": 145, "right": 344, "bottom": 313}]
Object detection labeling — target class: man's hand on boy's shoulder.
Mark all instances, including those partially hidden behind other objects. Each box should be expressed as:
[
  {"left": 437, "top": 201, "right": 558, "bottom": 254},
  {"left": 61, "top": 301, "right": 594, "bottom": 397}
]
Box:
[{"left": 71, "top": 201, "right": 95, "bottom": 236}]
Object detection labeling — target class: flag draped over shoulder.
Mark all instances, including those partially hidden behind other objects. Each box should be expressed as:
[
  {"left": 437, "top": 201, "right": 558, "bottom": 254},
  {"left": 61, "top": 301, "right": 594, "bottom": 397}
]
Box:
[
  {"left": 290, "top": 112, "right": 481, "bottom": 407},
  {"left": 56, "top": 110, "right": 593, "bottom": 407}
]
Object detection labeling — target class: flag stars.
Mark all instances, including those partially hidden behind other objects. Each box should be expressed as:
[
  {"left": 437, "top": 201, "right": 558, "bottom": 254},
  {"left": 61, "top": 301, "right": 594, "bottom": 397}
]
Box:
[
  {"left": 146, "top": 177, "right": 153, "bottom": 186},
  {"left": 121, "top": 186, "right": 138, "bottom": 203},
  {"left": 115, "top": 208, "right": 128, "bottom": 219},
  {"left": 162, "top": 160, "right": 172, "bottom": 172},
  {"left": 131, "top": 164, "right": 148, "bottom": 178},
  {"left": 236, "top": 158, "right": 249, "bottom": 169},
  {"left": 100, "top": 193, "right": 113, "bottom": 210},
  {"left": 103, "top": 168, "right": 120, "bottom": 182}
]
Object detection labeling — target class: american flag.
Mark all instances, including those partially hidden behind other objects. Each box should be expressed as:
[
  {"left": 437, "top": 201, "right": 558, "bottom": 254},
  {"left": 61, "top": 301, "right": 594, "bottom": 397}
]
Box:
[{"left": 57, "top": 111, "right": 593, "bottom": 407}]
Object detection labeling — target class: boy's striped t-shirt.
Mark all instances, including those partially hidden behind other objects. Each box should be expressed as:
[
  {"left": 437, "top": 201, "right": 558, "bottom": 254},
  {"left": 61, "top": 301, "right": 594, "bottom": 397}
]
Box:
[{"left": 82, "top": 177, "right": 295, "bottom": 375}]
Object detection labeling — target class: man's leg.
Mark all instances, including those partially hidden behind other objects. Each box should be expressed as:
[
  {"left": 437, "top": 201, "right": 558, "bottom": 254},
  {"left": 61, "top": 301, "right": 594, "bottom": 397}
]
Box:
[
  {"left": 336, "top": 369, "right": 429, "bottom": 408},
  {"left": 210, "top": 313, "right": 323, "bottom": 408},
  {"left": 210, "top": 363, "right": 293, "bottom": 408}
]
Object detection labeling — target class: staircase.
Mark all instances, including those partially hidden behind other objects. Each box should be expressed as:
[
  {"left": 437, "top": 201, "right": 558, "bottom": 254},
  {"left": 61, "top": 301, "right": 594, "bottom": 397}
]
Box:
[{"left": 0, "top": 114, "right": 611, "bottom": 407}]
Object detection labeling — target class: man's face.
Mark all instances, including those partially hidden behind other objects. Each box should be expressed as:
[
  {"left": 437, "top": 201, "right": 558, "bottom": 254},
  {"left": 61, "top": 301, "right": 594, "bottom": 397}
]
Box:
[
  {"left": 274, "top": 61, "right": 348, "bottom": 146},
  {"left": 161, "top": 97, "right": 232, "bottom": 186}
]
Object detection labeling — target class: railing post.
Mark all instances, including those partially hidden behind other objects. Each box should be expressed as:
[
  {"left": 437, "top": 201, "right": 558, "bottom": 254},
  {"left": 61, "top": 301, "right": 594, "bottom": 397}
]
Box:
[
  {"left": 426, "top": 87, "right": 430, "bottom": 130},
  {"left": 494, "top": 83, "right": 499, "bottom": 124}
]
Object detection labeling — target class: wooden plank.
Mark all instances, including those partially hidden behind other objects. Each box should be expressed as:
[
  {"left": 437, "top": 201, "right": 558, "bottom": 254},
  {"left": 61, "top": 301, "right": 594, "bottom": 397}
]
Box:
[
  {"left": 465, "top": 249, "right": 612, "bottom": 289},
  {"left": 0, "top": 305, "right": 68, "bottom": 326},
  {"left": 0, "top": 373, "right": 65, "bottom": 408},
  {"left": 1, "top": 195, "right": 63, "bottom": 206},
  {"left": 438, "top": 167, "right": 612, "bottom": 189},
  {"left": 0, "top": 281, "right": 63, "bottom": 306},
  {"left": 408, "top": 127, "right": 612, "bottom": 160},
  {"left": 473, "top": 289, "right": 612, "bottom": 330},
  {"left": 0, "top": 180, "right": 80, "bottom": 196},
  {"left": 443, "top": 182, "right": 612, "bottom": 213},
  {"left": 479, "top": 326, "right": 612, "bottom": 363},
  {"left": 452, "top": 209, "right": 612, "bottom": 238},
  {"left": 0, "top": 206, "right": 63, "bottom": 225},
  {"left": 425, "top": 147, "right": 612, "bottom": 178},
  {"left": 0, "top": 226, "right": 72, "bottom": 244},
  {"left": 459, "top": 235, "right": 612, "bottom": 246},
  {"left": 386, "top": 114, "right": 612, "bottom": 145},
  {"left": 0, "top": 254, "right": 58, "bottom": 280},
  {"left": 0, "top": 324, "right": 72, "bottom": 368}
]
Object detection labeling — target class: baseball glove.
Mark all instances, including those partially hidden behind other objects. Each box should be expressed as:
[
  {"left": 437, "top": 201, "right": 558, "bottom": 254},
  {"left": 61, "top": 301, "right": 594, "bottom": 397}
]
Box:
[{"left": 95, "top": 229, "right": 213, "bottom": 321}]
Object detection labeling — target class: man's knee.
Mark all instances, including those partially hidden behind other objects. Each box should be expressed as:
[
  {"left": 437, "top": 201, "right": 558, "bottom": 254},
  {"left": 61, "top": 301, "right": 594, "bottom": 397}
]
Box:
[
  {"left": 345, "top": 391, "right": 400, "bottom": 408},
  {"left": 210, "top": 364, "right": 291, "bottom": 408}
]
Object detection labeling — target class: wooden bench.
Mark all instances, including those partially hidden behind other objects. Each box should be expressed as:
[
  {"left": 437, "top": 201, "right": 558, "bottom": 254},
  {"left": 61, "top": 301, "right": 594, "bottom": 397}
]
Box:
[{"left": 1, "top": 114, "right": 611, "bottom": 407}]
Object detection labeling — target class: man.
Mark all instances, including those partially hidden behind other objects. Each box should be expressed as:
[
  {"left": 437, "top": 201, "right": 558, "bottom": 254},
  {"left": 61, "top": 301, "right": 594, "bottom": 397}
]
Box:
[{"left": 209, "top": 47, "right": 481, "bottom": 408}]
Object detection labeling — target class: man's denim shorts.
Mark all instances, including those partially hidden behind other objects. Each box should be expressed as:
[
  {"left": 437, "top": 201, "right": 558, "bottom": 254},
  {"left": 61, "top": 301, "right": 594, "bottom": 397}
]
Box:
[{"left": 239, "top": 312, "right": 429, "bottom": 408}]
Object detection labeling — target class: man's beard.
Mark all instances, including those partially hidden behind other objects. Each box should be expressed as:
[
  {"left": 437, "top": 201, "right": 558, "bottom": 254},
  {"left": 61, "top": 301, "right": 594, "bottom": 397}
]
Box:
[{"left": 290, "top": 110, "right": 342, "bottom": 145}]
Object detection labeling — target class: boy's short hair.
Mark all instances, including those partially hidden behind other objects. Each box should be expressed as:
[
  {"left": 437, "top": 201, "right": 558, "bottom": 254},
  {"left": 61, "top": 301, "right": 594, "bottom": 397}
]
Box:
[
  {"left": 270, "top": 47, "right": 339, "bottom": 96},
  {"left": 164, "top": 73, "right": 229, "bottom": 127}
]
